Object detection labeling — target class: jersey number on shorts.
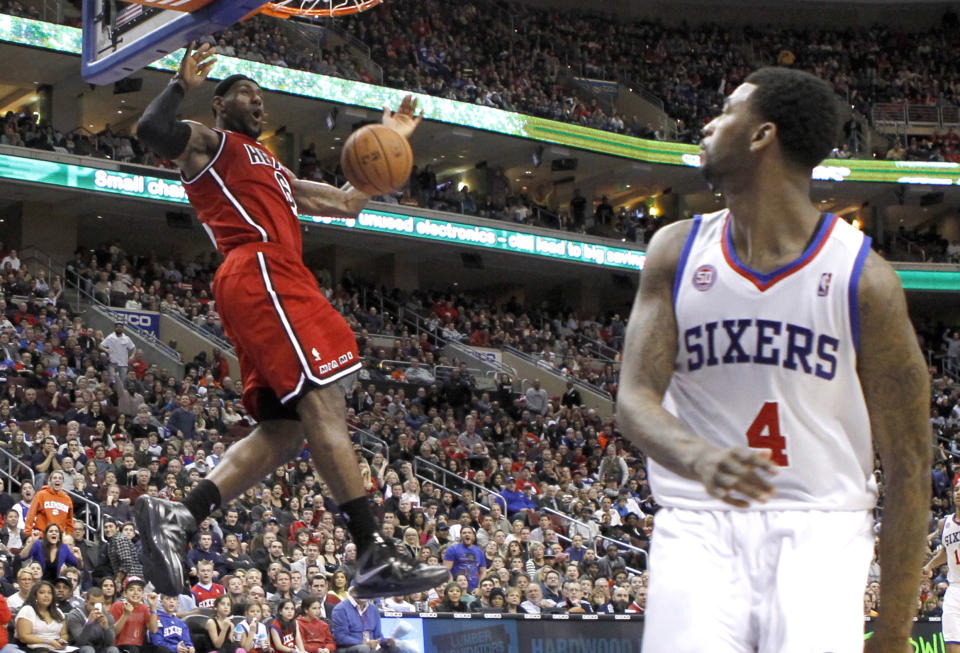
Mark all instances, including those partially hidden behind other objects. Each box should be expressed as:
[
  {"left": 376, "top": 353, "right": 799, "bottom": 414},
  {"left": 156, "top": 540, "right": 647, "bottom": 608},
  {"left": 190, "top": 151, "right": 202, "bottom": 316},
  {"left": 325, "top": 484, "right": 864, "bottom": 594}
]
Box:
[
  {"left": 746, "top": 401, "right": 789, "bottom": 466},
  {"left": 274, "top": 171, "right": 298, "bottom": 214}
]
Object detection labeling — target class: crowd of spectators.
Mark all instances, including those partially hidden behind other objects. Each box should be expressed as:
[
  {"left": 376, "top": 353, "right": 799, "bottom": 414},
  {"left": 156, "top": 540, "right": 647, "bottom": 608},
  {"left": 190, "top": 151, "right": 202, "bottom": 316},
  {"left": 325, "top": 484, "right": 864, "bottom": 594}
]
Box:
[{"left": 0, "top": 237, "right": 955, "bottom": 632}]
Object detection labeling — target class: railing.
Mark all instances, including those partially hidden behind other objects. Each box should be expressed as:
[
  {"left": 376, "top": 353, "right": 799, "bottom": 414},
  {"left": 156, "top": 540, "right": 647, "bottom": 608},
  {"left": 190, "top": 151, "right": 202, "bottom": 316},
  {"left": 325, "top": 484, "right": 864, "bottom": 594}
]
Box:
[
  {"left": 541, "top": 506, "right": 648, "bottom": 571},
  {"left": 871, "top": 102, "right": 960, "bottom": 128},
  {"left": 413, "top": 456, "right": 504, "bottom": 512},
  {"left": 66, "top": 488, "right": 102, "bottom": 538},
  {"left": 0, "top": 446, "right": 35, "bottom": 487},
  {"left": 504, "top": 345, "right": 613, "bottom": 401},
  {"left": 0, "top": 448, "right": 101, "bottom": 538},
  {"left": 349, "top": 425, "right": 390, "bottom": 462},
  {"left": 66, "top": 277, "right": 183, "bottom": 365},
  {"left": 162, "top": 307, "right": 236, "bottom": 355}
]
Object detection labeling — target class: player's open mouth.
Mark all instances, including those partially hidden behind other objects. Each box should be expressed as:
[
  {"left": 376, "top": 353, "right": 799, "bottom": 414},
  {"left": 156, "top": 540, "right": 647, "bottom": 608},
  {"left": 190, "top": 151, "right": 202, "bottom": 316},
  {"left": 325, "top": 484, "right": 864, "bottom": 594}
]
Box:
[{"left": 252, "top": 110, "right": 262, "bottom": 120}]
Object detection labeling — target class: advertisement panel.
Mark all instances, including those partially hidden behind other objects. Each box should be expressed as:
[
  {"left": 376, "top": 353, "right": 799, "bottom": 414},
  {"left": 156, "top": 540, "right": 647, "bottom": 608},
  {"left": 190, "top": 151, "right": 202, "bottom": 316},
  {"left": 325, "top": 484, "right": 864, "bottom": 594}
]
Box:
[
  {"left": 111, "top": 308, "right": 160, "bottom": 337},
  {"left": 375, "top": 614, "right": 947, "bottom": 652}
]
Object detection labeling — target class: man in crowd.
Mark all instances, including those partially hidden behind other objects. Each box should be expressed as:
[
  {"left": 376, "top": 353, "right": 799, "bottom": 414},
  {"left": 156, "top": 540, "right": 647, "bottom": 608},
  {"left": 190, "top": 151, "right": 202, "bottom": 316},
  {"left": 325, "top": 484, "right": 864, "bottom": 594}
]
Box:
[{"left": 67, "top": 587, "right": 119, "bottom": 653}]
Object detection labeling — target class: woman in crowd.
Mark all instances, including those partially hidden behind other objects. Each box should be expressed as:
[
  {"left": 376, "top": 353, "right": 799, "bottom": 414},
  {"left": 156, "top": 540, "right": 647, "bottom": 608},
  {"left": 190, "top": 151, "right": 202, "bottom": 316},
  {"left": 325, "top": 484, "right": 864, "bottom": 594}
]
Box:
[
  {"left": 325, "top": 571, "right": 349, "bottom": 605},
  {"left": 15, "top": 581, "right": 68, "bottom": 651},
  {"left": 437, "top": 582, "right": 470, "bottom": 613},
  {"left": 319, "top": 539, "right": 340, "bottom": 576},
  {"left": 401, "top": 527, "right": 420, "bottom": 559},
  {"left": 20, "top": 524, "right": 80, "bottom": 583},
  {"left": 206, "top": 595, "right": 235, "bottom": 653},
  {"left": 295, "top": 597, "right": 335, "bottom": 653},
  {"left": 99, "top": 577, "right": 117, "bottom": 610},
  {"left": 268, "top": 599, "right": 304, "bottom": 653}
]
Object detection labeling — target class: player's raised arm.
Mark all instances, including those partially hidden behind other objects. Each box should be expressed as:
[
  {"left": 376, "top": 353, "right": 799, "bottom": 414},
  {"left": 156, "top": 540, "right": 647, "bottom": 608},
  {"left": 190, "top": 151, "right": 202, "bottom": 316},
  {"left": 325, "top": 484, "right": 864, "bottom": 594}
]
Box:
[
  {"left": 616, "top": 221, "right": 776, "bottom": 508},
  {"left": 285, "top": 94, "right": 423, "bottom": 218},
  {"left": 858, "top": 251, "right": 931, "bottom": 653},
  {"left": 136, "top": 42, "right": 221, "bottom": 177}
]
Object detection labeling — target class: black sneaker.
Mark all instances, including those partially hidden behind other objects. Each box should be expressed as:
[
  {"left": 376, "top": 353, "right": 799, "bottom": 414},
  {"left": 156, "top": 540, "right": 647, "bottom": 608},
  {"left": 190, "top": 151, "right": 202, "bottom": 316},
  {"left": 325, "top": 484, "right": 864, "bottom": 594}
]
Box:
[
  {"left": 134, "top": 495, "right": 196, "bottom": 596},
  {"left": 352, "top": 534, "right": 450, "bottom": 599}
]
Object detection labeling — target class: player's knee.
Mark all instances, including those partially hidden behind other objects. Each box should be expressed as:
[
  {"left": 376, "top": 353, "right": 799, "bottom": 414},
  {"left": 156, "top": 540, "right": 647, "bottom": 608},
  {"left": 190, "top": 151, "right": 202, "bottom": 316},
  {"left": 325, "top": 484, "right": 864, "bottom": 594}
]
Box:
[{"left": 298, "top": 384, "right": 345, "bottom": 423}]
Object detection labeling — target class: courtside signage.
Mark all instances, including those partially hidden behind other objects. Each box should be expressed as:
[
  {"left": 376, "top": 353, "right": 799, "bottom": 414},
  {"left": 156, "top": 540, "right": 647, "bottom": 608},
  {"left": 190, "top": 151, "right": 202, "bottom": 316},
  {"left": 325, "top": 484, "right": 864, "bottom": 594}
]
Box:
[
  {"left": 0, "top": 14, "right": 958, "bottom": 184},
  {"left": 0, "top": 151, "right": 956, "bottom": 288}
]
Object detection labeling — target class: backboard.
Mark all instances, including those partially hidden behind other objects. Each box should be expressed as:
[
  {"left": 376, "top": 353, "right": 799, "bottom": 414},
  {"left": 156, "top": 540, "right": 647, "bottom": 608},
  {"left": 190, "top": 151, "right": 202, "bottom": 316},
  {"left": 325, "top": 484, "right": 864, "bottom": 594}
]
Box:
[{"left": 81, "top": 0, "right": 269, "bottom": 85}]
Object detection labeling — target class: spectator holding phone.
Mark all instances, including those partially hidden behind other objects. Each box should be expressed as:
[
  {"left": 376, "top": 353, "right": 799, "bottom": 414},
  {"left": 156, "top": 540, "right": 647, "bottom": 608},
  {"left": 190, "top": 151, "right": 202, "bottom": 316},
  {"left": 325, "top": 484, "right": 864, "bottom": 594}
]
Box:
[{"left": 65, "top": 587, "right": 117, "bottom": 653}]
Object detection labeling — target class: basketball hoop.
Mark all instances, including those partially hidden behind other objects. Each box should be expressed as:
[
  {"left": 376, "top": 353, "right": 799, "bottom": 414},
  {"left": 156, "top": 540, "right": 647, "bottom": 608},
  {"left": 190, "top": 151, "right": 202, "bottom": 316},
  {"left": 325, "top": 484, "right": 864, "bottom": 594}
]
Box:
[{"left": 258, "top": 0, "right": 383, "bottom": 18}]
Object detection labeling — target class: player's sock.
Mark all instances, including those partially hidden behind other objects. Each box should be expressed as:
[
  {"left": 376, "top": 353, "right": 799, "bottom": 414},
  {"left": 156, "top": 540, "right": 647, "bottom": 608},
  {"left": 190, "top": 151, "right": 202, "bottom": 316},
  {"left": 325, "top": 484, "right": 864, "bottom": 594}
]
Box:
[
  {"left": 182, "top": 479, "right": 221, "bottom": 524},
  {"left": 339, "top": 496, "right": 377, "bottom": 551}
]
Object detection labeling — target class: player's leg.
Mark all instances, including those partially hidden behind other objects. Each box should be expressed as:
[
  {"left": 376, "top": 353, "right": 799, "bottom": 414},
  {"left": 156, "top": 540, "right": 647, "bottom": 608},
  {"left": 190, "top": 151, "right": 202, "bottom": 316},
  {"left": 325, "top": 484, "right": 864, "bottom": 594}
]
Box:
[
  {"left": 942, "top": 585, "right": 960, "bottom": 652},
  {"left": 297, "top": 384, "right": 449, "bottom": 597},
  {"left": 757, "top": 510, "right": 873, "bottom": 653},
  {"left": 641, "top": 508, "right": 753, "bottom": 653},
  {"left": 135, "top": 415, "right": 304, "bottom": 595}
]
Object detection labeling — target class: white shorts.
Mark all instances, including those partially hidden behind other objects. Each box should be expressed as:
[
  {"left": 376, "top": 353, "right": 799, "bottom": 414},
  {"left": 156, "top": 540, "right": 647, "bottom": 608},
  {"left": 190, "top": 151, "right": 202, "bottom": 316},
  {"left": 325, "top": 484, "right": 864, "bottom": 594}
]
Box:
[
  {"left": 641, "top": 508, "right": 873, "bottom": 653},
  {"left": 943, "top": 585, "right": 960, "bottom": 644}
]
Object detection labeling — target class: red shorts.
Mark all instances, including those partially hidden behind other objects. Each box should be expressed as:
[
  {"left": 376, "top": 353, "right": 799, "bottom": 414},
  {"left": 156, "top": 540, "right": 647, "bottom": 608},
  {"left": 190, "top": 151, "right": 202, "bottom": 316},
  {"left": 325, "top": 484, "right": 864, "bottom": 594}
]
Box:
[{"left": 213, "top": 242, "right": 360, "bottom": 420}]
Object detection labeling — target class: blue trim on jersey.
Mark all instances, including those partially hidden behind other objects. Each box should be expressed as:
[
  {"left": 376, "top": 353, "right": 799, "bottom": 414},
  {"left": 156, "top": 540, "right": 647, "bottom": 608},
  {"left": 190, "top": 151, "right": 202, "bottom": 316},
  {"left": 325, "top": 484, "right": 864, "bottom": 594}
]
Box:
[
  {"left": 848, "top": 234, "right": 872, "bottom": 352},
  {"left": 673, "top": 215, "right": 703, "bottom": 310},
  {"left": 723, "top": 213, "right": 836, "bottom": 285}
]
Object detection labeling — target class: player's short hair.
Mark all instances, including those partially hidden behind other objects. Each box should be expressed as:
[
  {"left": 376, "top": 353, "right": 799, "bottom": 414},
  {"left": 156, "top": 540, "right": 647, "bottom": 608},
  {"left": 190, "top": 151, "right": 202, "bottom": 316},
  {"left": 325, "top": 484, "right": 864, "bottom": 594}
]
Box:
[{"left": 744, "top": 67, "right": 840, "bottom": 171}]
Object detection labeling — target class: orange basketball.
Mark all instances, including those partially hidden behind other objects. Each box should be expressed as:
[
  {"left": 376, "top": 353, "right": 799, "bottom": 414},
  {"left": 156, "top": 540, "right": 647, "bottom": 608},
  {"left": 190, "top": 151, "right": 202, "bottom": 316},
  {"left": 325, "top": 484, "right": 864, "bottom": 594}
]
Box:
[{"left": 340, "top": 124, "right": 413, "bottom": 196}]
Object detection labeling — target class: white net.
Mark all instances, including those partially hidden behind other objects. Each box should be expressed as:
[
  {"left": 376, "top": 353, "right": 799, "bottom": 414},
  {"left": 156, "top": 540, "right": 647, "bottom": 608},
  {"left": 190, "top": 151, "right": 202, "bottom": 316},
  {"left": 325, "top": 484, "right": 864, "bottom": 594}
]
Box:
[{"left": 261, "top": 0, "right": 382, "bottom": 17}]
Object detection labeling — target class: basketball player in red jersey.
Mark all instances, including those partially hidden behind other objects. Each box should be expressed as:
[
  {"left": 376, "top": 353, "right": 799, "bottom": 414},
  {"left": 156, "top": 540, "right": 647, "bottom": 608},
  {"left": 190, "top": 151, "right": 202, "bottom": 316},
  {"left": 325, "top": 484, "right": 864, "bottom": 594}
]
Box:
[{"left": 134, "top": 42, "right": 448, "bottom": 597}]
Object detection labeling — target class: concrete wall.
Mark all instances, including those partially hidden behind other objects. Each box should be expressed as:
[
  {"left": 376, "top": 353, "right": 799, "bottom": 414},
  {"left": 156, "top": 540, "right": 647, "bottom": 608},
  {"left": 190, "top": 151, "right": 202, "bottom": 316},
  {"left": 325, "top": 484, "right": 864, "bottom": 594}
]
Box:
[
  {"left": 159, "top": 314, "right": 240, "bottom": 379},
  {"left": 501, "top": 350, "right": 614, "bottom": 419}
]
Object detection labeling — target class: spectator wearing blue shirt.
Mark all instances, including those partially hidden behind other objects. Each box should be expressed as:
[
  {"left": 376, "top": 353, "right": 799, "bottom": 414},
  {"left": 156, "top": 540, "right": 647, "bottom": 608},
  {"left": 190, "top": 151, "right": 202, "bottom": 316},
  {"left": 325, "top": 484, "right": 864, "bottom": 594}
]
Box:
[
  {"left": 330, "top": 589, "right": 399, "bottom": 653},
  {"left": 150, "top": 595, "right": 195, "bottom": 653},
  {"left": 500, "top": 477, "right": 536, "bottom": 521},
  {"left": 442, "top": 526, "right": 486, "bottom": 591},
  {"left": 564, "top": 534, "right": 588, "bottom": 564}
]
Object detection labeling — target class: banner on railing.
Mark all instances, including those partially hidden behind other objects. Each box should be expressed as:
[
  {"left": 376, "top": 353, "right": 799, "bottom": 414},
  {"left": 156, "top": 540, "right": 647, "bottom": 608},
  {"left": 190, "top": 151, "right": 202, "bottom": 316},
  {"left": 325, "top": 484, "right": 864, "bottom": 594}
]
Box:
[
  {"left": 375, "top": 614, "right": 944, "bottom": 652},
  {"left": 469, "top": 347, "right": 503, "bottom": 365},
  {"left": 111, "top": 309, "right": 160, "bottom": 338}
]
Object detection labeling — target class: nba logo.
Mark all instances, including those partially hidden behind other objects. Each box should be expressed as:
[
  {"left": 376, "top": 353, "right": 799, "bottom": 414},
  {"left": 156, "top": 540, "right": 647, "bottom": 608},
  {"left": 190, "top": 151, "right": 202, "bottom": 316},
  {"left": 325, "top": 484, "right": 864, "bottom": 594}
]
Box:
[
  {"left": 817, "top": 273, "right": 833, "bottom": 297},
  {"left": 692, "top": 265, "right": 716, "bottom": 291}
]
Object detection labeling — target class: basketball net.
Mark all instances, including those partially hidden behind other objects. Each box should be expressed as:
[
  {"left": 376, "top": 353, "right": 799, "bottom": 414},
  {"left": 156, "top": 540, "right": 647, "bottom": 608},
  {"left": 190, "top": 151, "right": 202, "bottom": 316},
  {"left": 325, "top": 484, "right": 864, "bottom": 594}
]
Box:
[{"left": 114, "top": 0, "right": 383, "bottom": 19}]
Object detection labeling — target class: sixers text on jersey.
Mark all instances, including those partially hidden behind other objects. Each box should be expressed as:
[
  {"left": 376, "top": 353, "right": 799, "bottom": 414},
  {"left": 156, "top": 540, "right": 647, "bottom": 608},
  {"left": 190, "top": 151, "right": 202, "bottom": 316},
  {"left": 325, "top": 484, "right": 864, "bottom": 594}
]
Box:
[{"left": 682, "top": 319, "right": 839, "bottom": 379}]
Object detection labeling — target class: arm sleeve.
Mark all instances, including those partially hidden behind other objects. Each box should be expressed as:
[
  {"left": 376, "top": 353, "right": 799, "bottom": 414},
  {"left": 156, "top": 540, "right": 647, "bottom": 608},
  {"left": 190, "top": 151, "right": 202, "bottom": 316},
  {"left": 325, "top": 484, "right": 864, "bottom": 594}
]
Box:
[{"left": 136, "top": 80, "right": 193, "bottom": 160}]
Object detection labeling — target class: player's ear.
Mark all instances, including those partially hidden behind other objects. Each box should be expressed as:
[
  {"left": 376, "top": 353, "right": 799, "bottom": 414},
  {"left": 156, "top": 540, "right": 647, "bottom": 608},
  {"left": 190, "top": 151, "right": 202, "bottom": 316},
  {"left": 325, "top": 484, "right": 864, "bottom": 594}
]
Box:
[
  {"left": 211, "top": 96, "right": 225, "bottom": 118},
  {"left": 750, "top": 121, "right": 777, "bottom": 153}
]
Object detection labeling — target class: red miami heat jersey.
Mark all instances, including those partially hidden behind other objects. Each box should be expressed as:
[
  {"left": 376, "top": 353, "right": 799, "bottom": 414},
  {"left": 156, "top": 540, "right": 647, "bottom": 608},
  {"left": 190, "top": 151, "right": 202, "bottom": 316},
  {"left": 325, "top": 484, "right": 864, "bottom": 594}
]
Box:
[
  {"left": 191, "top": 582, "right": 226, "bottom": 608},
  {"left": 181, "top": 126, "right": 302, "bottom": 257}
]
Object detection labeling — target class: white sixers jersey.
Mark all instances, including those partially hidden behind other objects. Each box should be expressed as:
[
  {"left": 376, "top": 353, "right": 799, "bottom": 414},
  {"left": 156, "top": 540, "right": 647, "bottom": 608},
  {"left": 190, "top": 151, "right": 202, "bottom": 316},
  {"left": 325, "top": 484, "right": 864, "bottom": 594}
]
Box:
[
  {"left": 649, "top": 209, "right": 877, "bottom": 511},
  {"left": 942, "top": 516, "right": 960, "bottom": 584}
]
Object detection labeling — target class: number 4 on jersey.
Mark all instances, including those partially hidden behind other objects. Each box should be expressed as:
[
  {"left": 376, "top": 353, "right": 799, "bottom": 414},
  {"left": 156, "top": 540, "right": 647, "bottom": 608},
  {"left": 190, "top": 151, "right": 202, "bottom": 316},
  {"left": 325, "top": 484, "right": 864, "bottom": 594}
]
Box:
[{"left": 746, "top": 401, "right": 789, "bottom": 466}]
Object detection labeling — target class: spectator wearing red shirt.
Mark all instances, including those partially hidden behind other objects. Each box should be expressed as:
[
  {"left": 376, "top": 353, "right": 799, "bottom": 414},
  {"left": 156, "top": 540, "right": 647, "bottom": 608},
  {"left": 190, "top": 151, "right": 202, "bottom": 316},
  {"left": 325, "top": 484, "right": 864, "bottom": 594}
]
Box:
[
  {"left": 296, "top": 597, "right": 335, "bottom": 653},
  {"left": 110, "top": 576, "right": 159, "bottom": 653}
]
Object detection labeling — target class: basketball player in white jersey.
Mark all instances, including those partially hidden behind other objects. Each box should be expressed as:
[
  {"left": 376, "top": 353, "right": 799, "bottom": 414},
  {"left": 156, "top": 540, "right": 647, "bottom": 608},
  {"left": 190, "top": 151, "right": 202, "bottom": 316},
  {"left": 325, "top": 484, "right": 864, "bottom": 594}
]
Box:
[
  {"left": 923, "top": 481, "right": 960, "bottom": 651},
  {"left": 617, "top": 67, "right": 930, "bottom": 653}
]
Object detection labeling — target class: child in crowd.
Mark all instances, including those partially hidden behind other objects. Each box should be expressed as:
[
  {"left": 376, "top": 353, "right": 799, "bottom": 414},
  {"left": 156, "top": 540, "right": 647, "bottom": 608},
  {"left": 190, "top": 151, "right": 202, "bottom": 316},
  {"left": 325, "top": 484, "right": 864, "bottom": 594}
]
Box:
[
  {"left": 233, "top": 602, "right": 268, "bottom": 653},
  {"left": 268, "top": 599, "right": 304, "bottom": 653},
  {"left": 109, "top": 577, "right": 158, "bottom": 653},
  {"left": 150, "top": 595, "right": 195, "bottom": 653}
]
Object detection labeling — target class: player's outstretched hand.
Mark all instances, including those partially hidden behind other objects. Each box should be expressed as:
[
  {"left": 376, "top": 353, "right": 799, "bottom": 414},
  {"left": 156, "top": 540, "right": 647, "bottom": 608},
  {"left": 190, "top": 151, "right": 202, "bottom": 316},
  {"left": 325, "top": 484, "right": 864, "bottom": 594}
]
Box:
[
  {"left": 693, "top": 446, "right": 777, "bottom": 508},
  {"left": 382, "top": 94, "right": 424, "bottom": 140},
  {"left": 175, "top": 41, "right": 217, "bottom": 90}
]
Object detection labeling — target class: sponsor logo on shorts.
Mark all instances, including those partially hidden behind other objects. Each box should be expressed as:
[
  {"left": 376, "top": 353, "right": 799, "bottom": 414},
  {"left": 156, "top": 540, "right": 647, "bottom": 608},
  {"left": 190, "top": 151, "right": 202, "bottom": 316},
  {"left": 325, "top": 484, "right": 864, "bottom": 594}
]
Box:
[{"left": 316, "top": 350, "right": 355, "bottom": 376}]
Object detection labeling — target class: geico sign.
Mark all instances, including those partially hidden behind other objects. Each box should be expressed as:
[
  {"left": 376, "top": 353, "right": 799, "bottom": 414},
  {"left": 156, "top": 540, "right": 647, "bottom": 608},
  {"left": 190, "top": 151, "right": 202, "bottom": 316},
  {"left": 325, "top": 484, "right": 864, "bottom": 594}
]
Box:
[{"left": 121, "top": 315, "right": 155, "bottom": 328}]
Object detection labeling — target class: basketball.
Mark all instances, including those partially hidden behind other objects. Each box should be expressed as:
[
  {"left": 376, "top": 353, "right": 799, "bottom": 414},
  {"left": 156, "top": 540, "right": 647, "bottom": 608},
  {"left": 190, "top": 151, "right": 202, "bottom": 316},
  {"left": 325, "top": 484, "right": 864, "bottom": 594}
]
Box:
[{"left": 340, "top": 124, "right": 414, "bottom": 196}]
